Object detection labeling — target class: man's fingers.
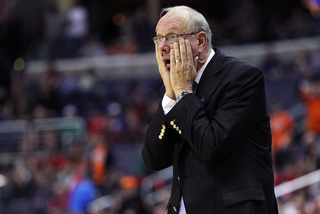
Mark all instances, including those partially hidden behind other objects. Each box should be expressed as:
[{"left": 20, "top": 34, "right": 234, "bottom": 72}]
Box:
[
  {"left": 186, "top": 40, "right": 193, "bottom": 63},
  {"left": 170, "top": 49, "right": 175, "bottom": 66},
  {"left": 174, "top": 42, "right": 181, "bottom": 64},
  {"left": 156, "top": 50, "right": 165, "bottom": 72},
  {"left": 180, "top": 38, "right": 187, "bottom": 63}
]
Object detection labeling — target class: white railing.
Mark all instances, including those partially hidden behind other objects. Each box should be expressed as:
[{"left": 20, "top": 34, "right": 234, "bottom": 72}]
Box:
[
  {"left": 25, "top": 36, "right": 320, "bottom": 80},
  {"left": 275, "top": 169, "right": 320, "bottom": 198}
]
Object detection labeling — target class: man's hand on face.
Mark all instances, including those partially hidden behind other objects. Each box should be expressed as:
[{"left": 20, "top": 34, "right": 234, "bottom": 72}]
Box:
[
  {"left": 155, "top": 45, "right": 175, "bottom": 100},
  {"left": 170, "top": 38, "right": 198, "bottom": 97}
]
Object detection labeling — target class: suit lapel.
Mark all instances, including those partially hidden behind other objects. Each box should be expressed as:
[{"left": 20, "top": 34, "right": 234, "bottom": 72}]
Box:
[
  {"left": 177, "top": 49, "right": 226, "bottom": 157},
  {"left": 195, "top": 48, "right": 226, "bottom": 104}
]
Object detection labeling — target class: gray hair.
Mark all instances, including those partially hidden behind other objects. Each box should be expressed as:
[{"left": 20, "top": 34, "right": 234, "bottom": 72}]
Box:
[{"left": 160, "top": 6, "right": 212, "bottom": 49}]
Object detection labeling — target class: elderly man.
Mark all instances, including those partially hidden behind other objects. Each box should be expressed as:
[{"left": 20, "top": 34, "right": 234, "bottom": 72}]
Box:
[{"left": 142, "top": 5, "right": 278, "bottom": 214}]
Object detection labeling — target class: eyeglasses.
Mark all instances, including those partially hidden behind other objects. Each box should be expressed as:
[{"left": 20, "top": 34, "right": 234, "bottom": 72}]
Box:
[{"left": 152, "top": 32, "right": 197, "bottom": 45}]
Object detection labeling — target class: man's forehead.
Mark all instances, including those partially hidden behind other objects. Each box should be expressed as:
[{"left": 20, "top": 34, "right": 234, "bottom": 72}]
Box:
[
  {"left": 155, "top": 26, "right": 180, "bottom": 33},
  {"left": 155, "top": 13, "right": 188, "bottom": 33}
]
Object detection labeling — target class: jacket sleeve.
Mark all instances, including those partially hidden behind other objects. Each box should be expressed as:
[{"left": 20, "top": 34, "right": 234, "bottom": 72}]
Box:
[
  {"left": 165, "top": 66, "right": 269, "bottom": 164},
  {"left": 142, "top": 99, "right": 178, "bottom": 171}
]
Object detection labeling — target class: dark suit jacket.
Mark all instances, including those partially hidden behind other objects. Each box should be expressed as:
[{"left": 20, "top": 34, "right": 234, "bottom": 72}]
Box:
[{"left": 142, "top": 48, "right": 279, "bottom": 214}]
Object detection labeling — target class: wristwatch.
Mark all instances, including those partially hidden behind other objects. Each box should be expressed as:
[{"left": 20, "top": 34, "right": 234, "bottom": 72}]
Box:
[{"left": 176, "top": 91, "right": 191, "bottom": 103}]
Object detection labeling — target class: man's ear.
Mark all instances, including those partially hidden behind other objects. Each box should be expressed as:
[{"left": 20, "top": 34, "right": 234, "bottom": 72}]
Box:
[{"left": 197, "top": 32, "right": 207, "bottom": 52}]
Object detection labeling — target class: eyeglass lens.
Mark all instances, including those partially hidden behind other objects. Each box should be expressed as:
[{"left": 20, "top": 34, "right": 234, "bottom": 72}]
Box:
[{"left": 154, "top": 34, "right": 178, "bottom": 44}]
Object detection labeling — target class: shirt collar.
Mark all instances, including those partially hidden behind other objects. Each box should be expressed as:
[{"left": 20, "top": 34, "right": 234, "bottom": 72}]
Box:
[{"left": 194, "top": 48, "right": 215, "bottom": 84}]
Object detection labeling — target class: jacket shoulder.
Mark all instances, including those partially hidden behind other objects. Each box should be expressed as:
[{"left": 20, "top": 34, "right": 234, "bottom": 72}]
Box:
[{"left": 223, "top": 56, "right": 261, "bottom": 74}]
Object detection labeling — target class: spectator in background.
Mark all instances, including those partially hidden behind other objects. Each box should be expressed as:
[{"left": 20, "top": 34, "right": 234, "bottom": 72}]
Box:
[
  {"left": 31, "top": 170, "right": 52, "bottom": 214},
  {"left": 77, "top": 69, "right": 98, "bottom": 93},
  {"left": 58, "top": 71, "right": 80, "bottom": 109},
  {"left": 87, "top": 107, "right": 109, "bottom": 135},
  {"left": 5, "top": 161, "right": 37, "bottom": 214},
  {"left": 63, "top": 0, "right": 89, "bottom": 58},
  {"left": 68, "top": 161, "right": 97, "bottom": 214},
  {"left": 310, "top": 48, "right": 320, "bottom": 72},
  {"left": 280, "top": 191, "right": 307, "bottom": 214},
  {"left": 31, "top": 66, "right": 62, "bottom": 116},
  {"left": 270, "top": 102, "right": 295, "bottom": 155},
  {"left": 293, "top": 50, "right": 312, "bottom": 77},
  {"left": 269, "top": 102, "right": 298, "bottom": 186},
  {"left": 89, "top": 133, "right": 109, "bottom": 190},
  {"left": 115, "top": 175, "right": 150, "bottom": 214},
  {"left": 77, "top": 33, "right": 107, "bottom": 57},
  {"left": 299, "top": 75, "right": 320, "bottom": 169},
  {"left": 104, "top": 102, "right": 126, "bottom": 145},
  {"left": 43, "top": 1, "right": 65, "bottom": 59},
  {"left": 48, "top": 181, "right": 69, "bottom": 213},
  {"left": 260, "top": 45, "right": 281, "bottom": 78},
  {"left": 132, "top": 7, "right": 153, "bottom": 53},
  {"left": 0, "top": 85, "right": 13, "bottom": 120}
]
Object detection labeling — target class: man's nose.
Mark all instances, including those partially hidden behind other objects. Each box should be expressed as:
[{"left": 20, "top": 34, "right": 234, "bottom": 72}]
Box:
[{"left": 157, "top": 38, "right": 170, "bottom": 53}]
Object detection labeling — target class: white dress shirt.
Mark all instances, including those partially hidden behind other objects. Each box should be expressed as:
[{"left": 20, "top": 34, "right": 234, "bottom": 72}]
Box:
[{"left": 161, "top": 49, "right": 215, "bottom": 213}]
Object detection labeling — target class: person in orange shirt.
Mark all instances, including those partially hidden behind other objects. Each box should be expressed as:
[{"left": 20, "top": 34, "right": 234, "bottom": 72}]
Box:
[
  {"left": 270, "top": 103, "right": 295, "bottom": 155},
  {"left": 300, "top": 78, "right": 320, "bottom": 133},
  {"left": 300, "top": 76, "right": 320, "bottom": 169},
  {"left": 90, "top": 133, "right": 108, "bottom": 186}
]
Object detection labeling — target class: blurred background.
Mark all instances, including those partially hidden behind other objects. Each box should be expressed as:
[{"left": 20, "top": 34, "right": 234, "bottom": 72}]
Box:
[{"left": 0, "top": 0, "right": 320, "bottom": 213}]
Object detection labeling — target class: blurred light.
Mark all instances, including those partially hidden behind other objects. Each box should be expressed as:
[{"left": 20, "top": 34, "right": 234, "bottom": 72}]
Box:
[
  {"left": 13, "top": 58, "right": 25, "bottom": 71},
  {"left": 302, "top": 0, "right": 320, "bottom": 17},
  {"left": 62, "top": 104, "right": 78, "bottom": 117},
  {"left": 107, "top": 102, "right": 122, "bottom": 117},
  {"left": 0, "top": 174, "right": 7, "bottom": 187},
  {"left": 119, "top": 176, "right": 139, "bottom": 189},
  {"left": 112, "top": 13, "right": 126, "bottom": 26}
]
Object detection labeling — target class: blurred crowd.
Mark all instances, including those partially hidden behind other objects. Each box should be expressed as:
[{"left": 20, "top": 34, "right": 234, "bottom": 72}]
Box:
[
  {"left": 0, "top": 64, "right": 162, "bottom": 213},
  {"left": 0, "top": 0, "right": 320, "bottom": 213},
  {"left": 0, "top": 47, "right": 319, "bottom": 214},
  {"left": 263, "top": 46, "right": 320, "bottom": 213},
  {"left": 0, "top": 0, "right": 319, "bottom": 62}
]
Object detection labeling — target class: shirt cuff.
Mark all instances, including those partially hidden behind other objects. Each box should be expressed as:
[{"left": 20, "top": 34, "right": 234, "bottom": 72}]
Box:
[{"left": 162, "top": 94, "right": 176, "bottom": 115}]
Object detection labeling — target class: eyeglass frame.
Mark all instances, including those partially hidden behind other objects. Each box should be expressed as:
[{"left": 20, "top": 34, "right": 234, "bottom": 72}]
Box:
[{"left": 152, "top": 32, "right": 198, "bottom": 45}]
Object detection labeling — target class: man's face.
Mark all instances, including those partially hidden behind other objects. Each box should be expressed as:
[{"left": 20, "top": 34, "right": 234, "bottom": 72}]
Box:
[{"left": 155, "top": 12, "right": 199, "bottom": 71}]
